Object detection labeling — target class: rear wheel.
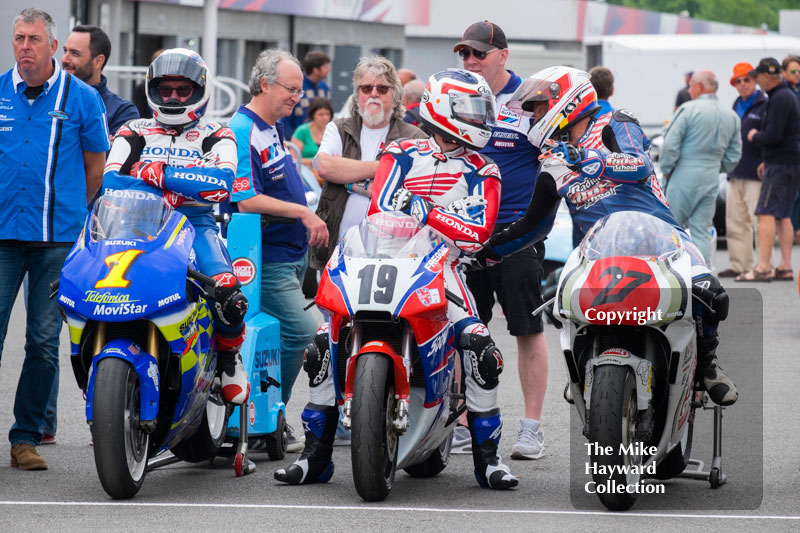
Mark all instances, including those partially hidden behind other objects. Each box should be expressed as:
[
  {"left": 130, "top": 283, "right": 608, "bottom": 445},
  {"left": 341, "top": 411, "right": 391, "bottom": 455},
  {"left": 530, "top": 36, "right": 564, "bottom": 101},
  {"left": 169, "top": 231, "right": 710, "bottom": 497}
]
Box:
[
  {"left": 404, "top": 431, "right": 452, "bottom": 478},
  {"left": 587, "top": 364, "right": 642, "bottom": 511},
  {"left": 351, "top": 354, "right": 397, "bottom": 501},
  {"left": 92, "top": 358, "right": 150, "bottom": 499},
  {"left": 171, "top": 386, "right": 229, "bottom": 462}
]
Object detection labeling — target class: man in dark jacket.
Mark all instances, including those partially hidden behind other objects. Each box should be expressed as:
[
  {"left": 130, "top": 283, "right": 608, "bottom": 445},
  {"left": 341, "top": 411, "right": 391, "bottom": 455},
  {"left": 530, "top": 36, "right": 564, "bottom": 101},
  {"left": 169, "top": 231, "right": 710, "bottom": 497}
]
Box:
[
  {"left": 61, "top": 25, "right": 139, "bottom": 136},
  {"left": 736, "top": 57, "right": 800, "bottom": 282},
  {"left": 720, "top": 62, "right": 767, "bottom": 278}
]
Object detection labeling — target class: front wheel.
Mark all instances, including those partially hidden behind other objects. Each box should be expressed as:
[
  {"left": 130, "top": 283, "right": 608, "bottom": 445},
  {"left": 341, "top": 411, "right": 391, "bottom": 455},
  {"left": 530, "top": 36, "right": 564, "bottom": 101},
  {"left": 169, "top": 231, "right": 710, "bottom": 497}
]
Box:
[
  {"left": 351, "top": 354, "right": 398, "bottom": 501},
  {"left": 92, "top": 358, "right": 150, "bottom": 499},
  {"left": 587, "top": 364, "right": 642, "bottom": 511}
]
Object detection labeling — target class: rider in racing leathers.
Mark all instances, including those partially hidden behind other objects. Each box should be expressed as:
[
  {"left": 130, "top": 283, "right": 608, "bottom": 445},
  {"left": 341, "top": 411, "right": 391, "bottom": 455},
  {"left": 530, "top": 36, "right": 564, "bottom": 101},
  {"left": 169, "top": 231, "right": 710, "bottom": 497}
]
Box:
[
  {"left": 475, "top": 66, "right": 737, "bottom": 407},
  {"left": 101, "top": 48, "right": 249, "bottom": 404},
  {"left": 274, "top": 69, "right": 519, "bottom": 490}
]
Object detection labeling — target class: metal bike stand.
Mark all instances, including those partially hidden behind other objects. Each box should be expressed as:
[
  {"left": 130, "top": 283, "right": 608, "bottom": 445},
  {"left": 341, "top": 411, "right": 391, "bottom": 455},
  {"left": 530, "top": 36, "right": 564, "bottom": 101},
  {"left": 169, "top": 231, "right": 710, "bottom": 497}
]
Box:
[
  {"left": 234, "top": 400, "right": 256, "bottom": 476},
  {"left": 679, "top": 403, "right": 726, "bottom": 488}
]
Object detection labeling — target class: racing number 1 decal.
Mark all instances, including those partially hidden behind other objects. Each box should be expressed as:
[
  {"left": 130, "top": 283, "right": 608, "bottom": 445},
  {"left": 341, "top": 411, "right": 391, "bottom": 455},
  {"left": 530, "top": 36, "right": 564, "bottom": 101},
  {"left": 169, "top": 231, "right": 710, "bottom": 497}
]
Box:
[
  {"left": 357, "top": 264, "right": 398, "bottom": 304},
  {"left": 95, "top": 249, "right": 144, "bottom": 289},
  {"left": 591, "top": 266, "right": 652, "bottom": 307}
]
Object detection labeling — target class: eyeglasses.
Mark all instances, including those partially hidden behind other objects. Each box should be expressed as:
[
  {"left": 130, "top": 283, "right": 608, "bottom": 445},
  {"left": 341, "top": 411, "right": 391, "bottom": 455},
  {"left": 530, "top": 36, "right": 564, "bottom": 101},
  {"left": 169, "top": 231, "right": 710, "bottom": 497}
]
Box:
[
  {"left": 274, "top": 80, "right": 305, "bottom": 98},
  {"left": 358, "top": 84, "right": 392, "bottom": 95},
  {"left": 457, "top": 48, "right": 498, "bottom": 61},
  {"left": 733, "top": 77, "right": 752, "bottom": 85},
  {"left": 790, "top": 69, "right": 800, "bottom": 75},
  {"left": 157, "top": 85, "right": 194, "bottom": 99}
]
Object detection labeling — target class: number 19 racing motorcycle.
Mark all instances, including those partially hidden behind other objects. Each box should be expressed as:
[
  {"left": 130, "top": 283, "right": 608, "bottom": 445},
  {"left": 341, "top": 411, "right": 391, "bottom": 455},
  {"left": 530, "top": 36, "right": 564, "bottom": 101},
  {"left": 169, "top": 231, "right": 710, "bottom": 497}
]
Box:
[
  {"left": 552, "top": 211, "right": 729, "bottom": 511},
  {"left": 305, "top": 212, "right": 465, "bottom": 501}
]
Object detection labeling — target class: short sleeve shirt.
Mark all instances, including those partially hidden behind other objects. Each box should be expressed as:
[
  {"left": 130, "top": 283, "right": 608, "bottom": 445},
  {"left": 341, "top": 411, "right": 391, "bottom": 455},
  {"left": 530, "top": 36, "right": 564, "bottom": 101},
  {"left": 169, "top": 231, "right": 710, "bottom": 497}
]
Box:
[
  {"left": 0, "top": 60, "right": 110, "bottom": 243},
  {"left": 228, "top": 105, "right": 309, "bottom": 262}
]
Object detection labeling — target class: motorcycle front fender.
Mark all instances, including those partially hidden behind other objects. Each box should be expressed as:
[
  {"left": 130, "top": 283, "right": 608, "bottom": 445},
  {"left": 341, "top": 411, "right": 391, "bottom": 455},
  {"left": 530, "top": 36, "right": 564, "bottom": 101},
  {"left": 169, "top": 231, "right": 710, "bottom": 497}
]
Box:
[
  {"left": 583, "top": 349, "right": 653, "bottom": 411},
  {"left": 85, "top": 338, "right": 160, "bottom": 423}
]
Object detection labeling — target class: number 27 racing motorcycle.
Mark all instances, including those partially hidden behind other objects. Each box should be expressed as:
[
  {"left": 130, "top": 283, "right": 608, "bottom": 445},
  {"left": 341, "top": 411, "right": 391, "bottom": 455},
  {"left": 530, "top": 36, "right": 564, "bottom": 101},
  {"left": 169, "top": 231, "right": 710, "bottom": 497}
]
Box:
[
  {"left": 55, "top": 191, "right": 241, "bottom": 499},
  {"left": 312, "top": 212, "right": 465, "bottom": 501},
  {"left": 552, "top": 211, "right": 729, "bottom": 511}
]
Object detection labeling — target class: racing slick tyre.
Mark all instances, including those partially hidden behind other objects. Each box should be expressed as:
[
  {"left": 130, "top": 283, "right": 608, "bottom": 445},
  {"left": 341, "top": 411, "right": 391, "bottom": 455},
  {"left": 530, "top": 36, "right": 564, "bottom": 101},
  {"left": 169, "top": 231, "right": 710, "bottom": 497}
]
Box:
[
  {"left": 265, "top": 409, "right": 288, "bottom": 460},
  {"left": 92, "top": 357, "right": 150, "bottom": 499},
  {"left": 171, "top": 387, "right": 230, "bottom": 462},
  {"left": 404, "top": 431, "right": 452, "bottom": 478},
  {"left": 351, "top": 353, "right": 398, "bottom": 501},
  {"left": 587, "top": 364, "right": 643, "bottom": 511}
]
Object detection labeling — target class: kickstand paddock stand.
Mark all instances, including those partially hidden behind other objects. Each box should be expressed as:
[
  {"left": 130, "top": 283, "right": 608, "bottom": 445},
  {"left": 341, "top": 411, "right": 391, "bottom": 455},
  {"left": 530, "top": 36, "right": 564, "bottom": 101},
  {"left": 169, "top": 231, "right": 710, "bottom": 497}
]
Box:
[
  {"left": 233, "top": 400, "right": 256, "bottom": 477},
  {"left": 679, "top": 402, "right": 727, "bottom": 489}
]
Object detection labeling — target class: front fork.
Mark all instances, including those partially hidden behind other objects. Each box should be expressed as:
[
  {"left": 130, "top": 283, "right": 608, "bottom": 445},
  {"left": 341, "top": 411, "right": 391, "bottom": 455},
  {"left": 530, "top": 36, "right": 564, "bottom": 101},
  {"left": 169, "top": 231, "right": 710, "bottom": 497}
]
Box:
[{"left": 341, "top": 321, "right": 411, "bottom": 435}]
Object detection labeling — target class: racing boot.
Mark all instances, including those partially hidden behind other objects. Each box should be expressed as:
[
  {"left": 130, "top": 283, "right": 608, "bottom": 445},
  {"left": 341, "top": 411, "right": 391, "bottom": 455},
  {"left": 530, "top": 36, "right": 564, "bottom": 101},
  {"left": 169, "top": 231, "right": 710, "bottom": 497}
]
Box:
[
  {"left": 467, "top": 410, "right": 519, "bottom": 490},
  {"left": 218, "top": 348, "right": 249, "bottom": 405},
  {"left": 698, "top": 335, "right": 737, "bottom": 406},
  {"left": 274, "top": 404, "right": 338, "bottom": 484},
  {"left": 216, "top": 331, "right": 249, "bottom": 404}
]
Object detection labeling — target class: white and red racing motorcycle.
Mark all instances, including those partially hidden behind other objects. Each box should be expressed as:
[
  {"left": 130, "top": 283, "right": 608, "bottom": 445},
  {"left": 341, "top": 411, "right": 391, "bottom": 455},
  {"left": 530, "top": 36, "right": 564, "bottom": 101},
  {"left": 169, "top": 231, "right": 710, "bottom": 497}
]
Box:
[{"left": 551, "top": 211, "right": 727, "bottom": 511}]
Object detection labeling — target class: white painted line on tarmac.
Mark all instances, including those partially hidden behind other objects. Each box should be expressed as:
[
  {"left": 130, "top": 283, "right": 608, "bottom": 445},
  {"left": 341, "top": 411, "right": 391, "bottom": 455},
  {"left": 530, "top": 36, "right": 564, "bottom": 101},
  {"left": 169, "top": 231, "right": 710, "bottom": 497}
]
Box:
[{"left": 0, "top": 501, "right": 798, "bottom": 521}]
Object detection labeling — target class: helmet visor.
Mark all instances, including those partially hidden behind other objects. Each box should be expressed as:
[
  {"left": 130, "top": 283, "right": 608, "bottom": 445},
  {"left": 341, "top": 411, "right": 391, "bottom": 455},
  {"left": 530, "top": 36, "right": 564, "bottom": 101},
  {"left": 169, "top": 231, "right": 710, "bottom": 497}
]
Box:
[
  {"left": 506, "top": 77, "right": 560, "bottom": 116},
  {"left": 450, "top": 93, "right": 496, "bottom": 128}
]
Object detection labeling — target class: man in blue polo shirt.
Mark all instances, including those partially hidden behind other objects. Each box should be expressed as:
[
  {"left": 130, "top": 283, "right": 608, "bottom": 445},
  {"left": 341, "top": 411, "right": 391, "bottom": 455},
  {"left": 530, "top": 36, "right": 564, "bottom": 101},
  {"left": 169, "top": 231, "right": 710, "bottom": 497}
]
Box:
[
  {"left": 229, "top": 49, "right": 328, "bottom": 451},
  {"left": 455, "top": 21, "right": 549, "bottom": 461},
  {"left": 0, "top": 8, "right": 109, "bottom": 470}
]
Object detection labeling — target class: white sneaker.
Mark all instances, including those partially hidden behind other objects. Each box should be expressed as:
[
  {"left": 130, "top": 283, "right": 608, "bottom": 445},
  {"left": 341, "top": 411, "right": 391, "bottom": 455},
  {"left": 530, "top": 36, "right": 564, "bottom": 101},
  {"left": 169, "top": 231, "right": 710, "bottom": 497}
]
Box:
[
  {"left": 511, "top": 418, "right": 545, "bottom": 460},
  {"left": 451, "top": 425, "right": 472, "bottom": 454}
]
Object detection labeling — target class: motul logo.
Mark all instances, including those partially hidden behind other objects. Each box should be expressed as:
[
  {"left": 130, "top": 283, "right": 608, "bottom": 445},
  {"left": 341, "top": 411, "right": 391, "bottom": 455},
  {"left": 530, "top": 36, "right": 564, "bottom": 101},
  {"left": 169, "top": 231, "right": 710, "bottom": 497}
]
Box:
[{"left": 232, "top": 257, "right": 256, "bottom": 285}]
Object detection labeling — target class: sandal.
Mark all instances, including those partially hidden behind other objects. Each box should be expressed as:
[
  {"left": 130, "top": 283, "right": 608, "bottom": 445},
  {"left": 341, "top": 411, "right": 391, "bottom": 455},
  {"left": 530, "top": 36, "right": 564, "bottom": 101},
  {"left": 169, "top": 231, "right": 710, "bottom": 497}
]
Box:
[
  {"left": 734, "top": 269, "right": 774, "bottom": 282},
  {"left": 717, "top": 268, "right": 741, "bottom": 278},
  {"left": 775, "top": 268, "right": 794, "bottom": 281}
]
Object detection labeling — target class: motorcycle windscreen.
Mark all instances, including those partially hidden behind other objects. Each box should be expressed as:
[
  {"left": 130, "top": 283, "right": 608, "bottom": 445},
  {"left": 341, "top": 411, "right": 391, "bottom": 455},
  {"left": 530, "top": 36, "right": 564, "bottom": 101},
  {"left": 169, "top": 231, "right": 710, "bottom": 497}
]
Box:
[
  {"left": 579, "top": 211, "right": 684, "bottom": 263},
  {"left": 340, "top": 212, "right": 439, "bottom": 259},
  {"left": 90, "top": 192, "right": 175, "bottom": 242}
]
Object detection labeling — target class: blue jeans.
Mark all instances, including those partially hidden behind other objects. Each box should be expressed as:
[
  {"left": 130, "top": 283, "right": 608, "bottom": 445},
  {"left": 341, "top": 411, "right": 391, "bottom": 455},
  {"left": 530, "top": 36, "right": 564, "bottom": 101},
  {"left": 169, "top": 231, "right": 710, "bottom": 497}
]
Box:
[
  {"left": 0, "top": 245, "right": 70, "bottom": 446},
  {"left": 259, "top": 255, "right": 317, "bottom": 405}
]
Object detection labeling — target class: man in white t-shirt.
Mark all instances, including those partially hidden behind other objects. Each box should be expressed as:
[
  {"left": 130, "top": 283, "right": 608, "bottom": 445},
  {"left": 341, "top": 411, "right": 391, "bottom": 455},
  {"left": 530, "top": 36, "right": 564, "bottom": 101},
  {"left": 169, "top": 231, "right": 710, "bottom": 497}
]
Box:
[{"left": 309, "top": 55, "right": 424, "bottom": 271}]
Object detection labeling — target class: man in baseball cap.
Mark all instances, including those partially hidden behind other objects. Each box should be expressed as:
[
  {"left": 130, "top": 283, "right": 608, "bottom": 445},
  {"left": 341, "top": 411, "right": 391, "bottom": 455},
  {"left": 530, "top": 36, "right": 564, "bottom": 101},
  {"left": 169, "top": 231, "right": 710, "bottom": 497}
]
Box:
[
  {"left": 454, "top": 20, "right": 508, "bottom": 53},
  {"left": 748, "top": 57, "right": 781, "bottom": 77}
]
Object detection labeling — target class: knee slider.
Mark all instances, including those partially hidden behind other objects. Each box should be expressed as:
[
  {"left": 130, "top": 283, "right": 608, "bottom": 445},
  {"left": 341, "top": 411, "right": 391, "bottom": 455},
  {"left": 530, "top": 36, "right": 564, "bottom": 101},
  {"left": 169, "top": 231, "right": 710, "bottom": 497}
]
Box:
[
  {"left": 212, "top": 272, "right": 248, "bottom": 327},
  {"left": 460, "top": 324, "right": 503, "bottom": 390},
  {"left": 303, "top": 332, "right": 331, "bottom": 386},
  {"left": 692, "top": 274, "right": 728, "bottom": 324}
]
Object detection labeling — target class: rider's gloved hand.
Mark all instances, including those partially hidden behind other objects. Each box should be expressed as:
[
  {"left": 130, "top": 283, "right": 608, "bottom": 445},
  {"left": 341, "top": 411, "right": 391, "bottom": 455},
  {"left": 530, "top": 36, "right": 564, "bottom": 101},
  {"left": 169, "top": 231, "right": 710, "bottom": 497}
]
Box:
[
  {"left": 448, "top": 196, "right": 488, "bottom": 221},
  {"left": 130, "top": 161, "right": 166, "bottom": 188},
  {"left": 162, "top": 190, "right": 187, "bottom": 208},
  {"left": 539, "top": 140, "right": 585, "bottom": 172},
  {"left": 391, "top": 188, "right": 433, "bottom": 224},
  {"left": 470, "top": 243, "right": 502, "bottom": 269}
]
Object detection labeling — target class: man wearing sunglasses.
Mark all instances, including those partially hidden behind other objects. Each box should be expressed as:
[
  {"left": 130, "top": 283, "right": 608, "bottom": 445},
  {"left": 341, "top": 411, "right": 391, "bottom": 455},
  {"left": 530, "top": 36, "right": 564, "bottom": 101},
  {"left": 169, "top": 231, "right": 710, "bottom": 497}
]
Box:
[
  {"left": 309, "top": 56, "right": 424, "bottom": 272},
  {"left": 454, "top": 21, "right": 550, "bottom": 462},
  {"left": 719, "top": 63, "right": 766, "bottom": 279}
]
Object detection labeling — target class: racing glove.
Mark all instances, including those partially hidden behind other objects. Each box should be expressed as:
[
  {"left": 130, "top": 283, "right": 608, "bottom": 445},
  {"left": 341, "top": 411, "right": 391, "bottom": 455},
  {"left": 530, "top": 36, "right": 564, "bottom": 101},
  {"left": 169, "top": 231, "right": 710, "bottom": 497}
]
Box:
[
  {"left": 130, "top": 161, "right": 166, "bottom": 189},
  {"left": 448, "top": 195, "right": 488, "bottom": 221},
  {"left": 391, "top": 188, "right": 433, "bottom": 225},
  {"left": 469, "top": 243, "right": 502, "bottom": 270},
  {"left": 539, "top": 140, "right": 585, "bottom": 172}
]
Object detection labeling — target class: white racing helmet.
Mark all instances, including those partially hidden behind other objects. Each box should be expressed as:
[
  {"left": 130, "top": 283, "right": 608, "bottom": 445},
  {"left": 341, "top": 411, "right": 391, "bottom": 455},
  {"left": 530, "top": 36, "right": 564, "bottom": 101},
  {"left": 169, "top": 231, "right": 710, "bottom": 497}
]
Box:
[
  {"left": 420, "top": 69, "right": 496, "bottom": 151},
  {"left": 145, "top": 48, "right": 210, "bottom": 128},
  {"left": 507, "top": 66, "right": 599, "bottom": 148}
]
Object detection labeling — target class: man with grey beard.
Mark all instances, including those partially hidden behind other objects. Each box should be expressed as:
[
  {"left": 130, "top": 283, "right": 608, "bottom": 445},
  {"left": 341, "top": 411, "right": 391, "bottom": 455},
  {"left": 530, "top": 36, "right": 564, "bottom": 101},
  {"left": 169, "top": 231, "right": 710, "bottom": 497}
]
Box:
[{"left": 309, "top": 56, "right": 425, "bottom": 271}]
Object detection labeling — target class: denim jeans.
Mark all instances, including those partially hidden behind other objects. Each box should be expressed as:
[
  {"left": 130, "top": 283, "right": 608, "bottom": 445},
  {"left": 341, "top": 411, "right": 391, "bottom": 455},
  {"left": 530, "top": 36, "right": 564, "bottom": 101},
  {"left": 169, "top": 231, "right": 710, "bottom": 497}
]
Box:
[
  {"left": 0, "top": 245, "right": 70, "bottom": 446},
  {"left": 259, "top": 254, "right": 318, "bottom": 405}
]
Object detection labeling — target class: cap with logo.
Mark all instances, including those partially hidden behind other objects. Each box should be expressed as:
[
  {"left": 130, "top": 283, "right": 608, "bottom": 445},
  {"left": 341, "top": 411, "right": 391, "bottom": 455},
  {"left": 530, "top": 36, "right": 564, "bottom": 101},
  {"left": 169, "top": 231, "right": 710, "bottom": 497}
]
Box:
[
  {"left": 454, "top": 20, "right": 508, "bottom": 53},
  {"left": 730, "top": 62, "right": 753, "bottom": 86},
  {"left": 748, "top": 57, "right": 781, "bottom": 77}
]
